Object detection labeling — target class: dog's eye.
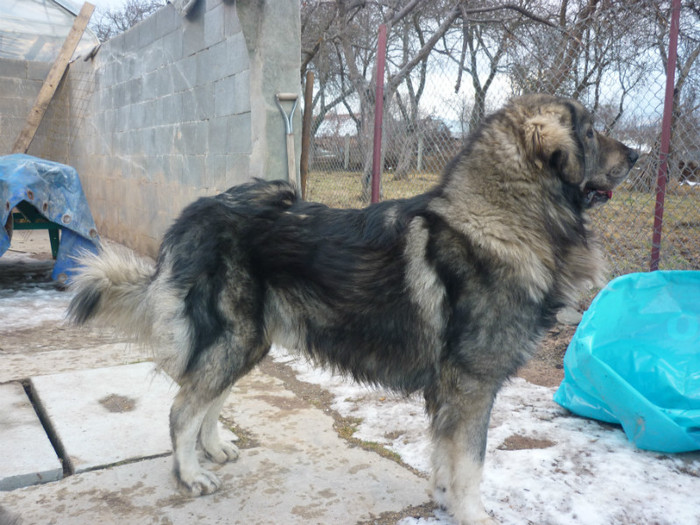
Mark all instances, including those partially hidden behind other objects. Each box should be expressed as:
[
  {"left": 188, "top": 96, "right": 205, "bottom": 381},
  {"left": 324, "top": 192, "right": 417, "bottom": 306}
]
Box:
[{"left": 586, "top": 129, "right": 595, "bottom": 139}]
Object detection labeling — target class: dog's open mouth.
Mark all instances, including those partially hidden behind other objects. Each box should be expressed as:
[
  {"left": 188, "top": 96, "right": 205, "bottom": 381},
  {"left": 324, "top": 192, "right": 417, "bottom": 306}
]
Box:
[{"left": 585, "top": 189, "right": 613, "bottom": 208}]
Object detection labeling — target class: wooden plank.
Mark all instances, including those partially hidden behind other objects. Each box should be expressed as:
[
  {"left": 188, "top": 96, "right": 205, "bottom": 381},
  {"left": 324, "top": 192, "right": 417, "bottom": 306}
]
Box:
[{"left": 12, "top": 2, "right": 95, "bottom": 154}]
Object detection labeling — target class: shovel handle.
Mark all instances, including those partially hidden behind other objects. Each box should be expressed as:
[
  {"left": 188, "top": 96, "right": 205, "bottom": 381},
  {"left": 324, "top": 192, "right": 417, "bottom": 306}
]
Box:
[{"left": 286, "top": 133, "right": 297, "bottom": 188}]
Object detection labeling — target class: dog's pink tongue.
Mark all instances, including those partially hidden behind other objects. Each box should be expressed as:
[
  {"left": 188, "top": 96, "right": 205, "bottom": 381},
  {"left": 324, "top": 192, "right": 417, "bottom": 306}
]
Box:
[{"left": 606, "top": 190, "right": 613, "bottom": 200}]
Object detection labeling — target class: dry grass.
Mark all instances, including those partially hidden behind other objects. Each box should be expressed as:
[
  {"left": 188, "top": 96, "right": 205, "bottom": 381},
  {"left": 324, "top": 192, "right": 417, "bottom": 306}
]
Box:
[
  {"left": 305, "top": 170, "right": 439, "bottom": 208},
  {"left": 306, "top": 170, "right": 700, "bottom": 274},
  {"left": 591, "top": 185, "right": 700, "bottom": 273}
]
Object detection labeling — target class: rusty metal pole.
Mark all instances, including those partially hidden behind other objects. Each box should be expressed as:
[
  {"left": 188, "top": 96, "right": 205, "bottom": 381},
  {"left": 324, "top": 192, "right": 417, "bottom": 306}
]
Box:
[
  {"left": 300, "top": 70, "right": 314, "bottom": 200},
  {"left": 650, "top": 0, "right": 681, "bottom": 271},
  {"left": 371, "top": 24, "right": 388, "bottom": 204}
]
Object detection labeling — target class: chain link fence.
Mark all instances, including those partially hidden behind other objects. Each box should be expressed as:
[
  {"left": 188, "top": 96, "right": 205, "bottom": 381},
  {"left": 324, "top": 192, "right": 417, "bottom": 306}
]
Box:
[{"left": 304, "top": 1, "right": 700, "bottom": 275}]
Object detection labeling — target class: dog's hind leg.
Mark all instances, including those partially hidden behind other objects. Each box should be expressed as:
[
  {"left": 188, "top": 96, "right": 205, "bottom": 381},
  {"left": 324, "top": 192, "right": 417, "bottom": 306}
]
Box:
[
  {"left": 170, "top": 380, "right": 226, "bottom": 496},
  {"left": 427, "top": 374, "right": 499, "bottom": 525},
  {"left": 170, "top": 336, "right": 269, "bottom": 496},
  {"left": 198, "top": 387, "right": 240, "bottom": 464}
]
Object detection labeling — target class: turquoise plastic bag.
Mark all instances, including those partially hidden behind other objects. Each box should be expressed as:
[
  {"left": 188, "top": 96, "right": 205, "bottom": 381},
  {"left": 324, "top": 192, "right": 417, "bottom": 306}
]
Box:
[{"left": 554, "top": 271, "right": 700, "bottom": 453}]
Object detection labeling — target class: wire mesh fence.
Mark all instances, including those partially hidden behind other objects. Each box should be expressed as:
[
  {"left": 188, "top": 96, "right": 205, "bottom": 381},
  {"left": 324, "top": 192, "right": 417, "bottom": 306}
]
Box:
[{"left": 303, "top": 0, "right": 700, "bottom": 276}]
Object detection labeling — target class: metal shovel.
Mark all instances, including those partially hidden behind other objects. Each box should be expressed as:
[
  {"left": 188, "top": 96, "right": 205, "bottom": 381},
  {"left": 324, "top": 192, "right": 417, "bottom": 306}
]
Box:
[{"left": 275, "top": 93, "right": 300, "bottom": 196}]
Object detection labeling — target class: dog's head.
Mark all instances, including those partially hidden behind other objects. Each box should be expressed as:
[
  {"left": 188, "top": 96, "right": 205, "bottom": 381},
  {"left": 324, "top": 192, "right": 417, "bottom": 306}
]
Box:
[{"left": 520, "top": 94, "right": 638, "bottom": 208}]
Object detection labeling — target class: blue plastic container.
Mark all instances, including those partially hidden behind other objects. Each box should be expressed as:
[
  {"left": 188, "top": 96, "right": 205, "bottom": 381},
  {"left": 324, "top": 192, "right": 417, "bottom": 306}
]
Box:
[{"left": 554, "top": 271, "right": 700, "bottom": 453}]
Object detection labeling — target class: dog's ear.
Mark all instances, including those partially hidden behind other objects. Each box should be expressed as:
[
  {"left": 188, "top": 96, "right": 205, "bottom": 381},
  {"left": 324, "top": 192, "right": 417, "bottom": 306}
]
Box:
[{"left": 525, "top": 114, "right": 583, "bottom": 185}]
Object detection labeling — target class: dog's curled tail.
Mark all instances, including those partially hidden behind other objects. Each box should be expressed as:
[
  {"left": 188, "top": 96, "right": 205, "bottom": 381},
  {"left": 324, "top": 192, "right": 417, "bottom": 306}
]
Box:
[{"left": 67, "top": 246, "right": 156, "bottom": 342}]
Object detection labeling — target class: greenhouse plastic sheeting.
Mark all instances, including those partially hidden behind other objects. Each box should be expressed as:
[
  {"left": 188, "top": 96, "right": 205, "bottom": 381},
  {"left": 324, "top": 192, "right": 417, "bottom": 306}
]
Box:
[
  {"left": 554, "top": 271, "right": 700, "bottom": 453},
  {"left": 0, "top": 154, "right": 99, "bottom": 282},
  {"left": 0, "top": 0, "right": 99, "bottom": 62}
]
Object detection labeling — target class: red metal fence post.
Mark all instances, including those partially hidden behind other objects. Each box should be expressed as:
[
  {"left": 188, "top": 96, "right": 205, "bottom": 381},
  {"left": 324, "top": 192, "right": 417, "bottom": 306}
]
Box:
[
  {"left": 371, "top": 24, "right": 388, "bottom": 204},
  {"left": 650, "top": 0, "right": 682, "bottom": 271}
]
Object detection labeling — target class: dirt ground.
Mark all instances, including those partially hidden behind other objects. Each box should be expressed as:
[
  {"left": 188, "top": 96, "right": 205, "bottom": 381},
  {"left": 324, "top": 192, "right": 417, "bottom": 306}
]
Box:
[{"left": 518, "top": 324, "right": 577, "bottom": 388}]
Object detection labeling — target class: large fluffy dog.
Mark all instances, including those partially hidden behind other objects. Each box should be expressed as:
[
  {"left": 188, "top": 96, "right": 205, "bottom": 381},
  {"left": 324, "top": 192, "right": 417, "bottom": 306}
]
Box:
[{"left": 68, "top": 95, "right": 637, "bottom": 524}]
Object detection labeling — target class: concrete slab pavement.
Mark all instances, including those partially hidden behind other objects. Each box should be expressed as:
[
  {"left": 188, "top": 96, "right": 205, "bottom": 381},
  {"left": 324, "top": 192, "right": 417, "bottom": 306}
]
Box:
[
  {"left": 28, "top": 362, "right": 177, "bottom": 474},
  {"left": 0, "top": 382, "right": 62, "bottom": 490},
  {"left": 1, "top": 368, "right": 430, "bottom": 524}
]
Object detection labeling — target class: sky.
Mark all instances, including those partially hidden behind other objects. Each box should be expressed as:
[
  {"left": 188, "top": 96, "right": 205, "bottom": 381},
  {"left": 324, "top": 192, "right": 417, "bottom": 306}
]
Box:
[
  {"left": 90, "top": 0, "right": 137, "bottom": 11},
  {"left": 59, "top": 0, "right": 156, "bottom": 14}
]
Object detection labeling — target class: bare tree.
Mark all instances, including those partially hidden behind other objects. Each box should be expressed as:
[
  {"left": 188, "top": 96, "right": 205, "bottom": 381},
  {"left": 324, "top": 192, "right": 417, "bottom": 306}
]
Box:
[
  {"left": 91, "top": 0, "right": 166, "bottom": 42},
  {"left": 302, "top": 0, "right": 679, "bottom": 198}
]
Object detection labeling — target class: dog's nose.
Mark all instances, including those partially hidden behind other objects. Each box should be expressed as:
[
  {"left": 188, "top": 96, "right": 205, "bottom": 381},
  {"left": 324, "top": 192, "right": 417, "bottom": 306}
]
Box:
[{"left": 628, "top": 149, "right": 639, "bottom": 165}]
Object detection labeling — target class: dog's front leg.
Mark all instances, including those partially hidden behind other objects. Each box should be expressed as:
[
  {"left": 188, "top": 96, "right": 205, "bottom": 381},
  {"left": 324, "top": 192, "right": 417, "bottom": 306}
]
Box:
[{"left": 427, "top": 376, "right": 499, "bottom": 525}]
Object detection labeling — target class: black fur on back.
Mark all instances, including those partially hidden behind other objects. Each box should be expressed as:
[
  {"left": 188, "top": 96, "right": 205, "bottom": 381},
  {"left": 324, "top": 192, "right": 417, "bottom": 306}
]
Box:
[
  {"left": 156, "top": 178, "right": 562, "bottom": 395},
  {"left": 156, "top": 180, "right": 295, "bottom": 377}
]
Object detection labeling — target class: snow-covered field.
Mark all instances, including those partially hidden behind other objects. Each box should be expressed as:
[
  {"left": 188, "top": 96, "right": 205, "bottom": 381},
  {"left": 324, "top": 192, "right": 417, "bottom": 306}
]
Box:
[{"left": 2, "top": 246, "right": 699, "bottom": 525}]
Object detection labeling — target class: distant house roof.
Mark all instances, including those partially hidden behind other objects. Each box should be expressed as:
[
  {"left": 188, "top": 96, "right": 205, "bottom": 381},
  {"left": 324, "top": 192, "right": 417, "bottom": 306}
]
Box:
[
  {"left": 0, "top": 0, "right": 99, "bottom": 62},
  {"left": 316, "top": 114, "right": 358, "bottom": 138}
]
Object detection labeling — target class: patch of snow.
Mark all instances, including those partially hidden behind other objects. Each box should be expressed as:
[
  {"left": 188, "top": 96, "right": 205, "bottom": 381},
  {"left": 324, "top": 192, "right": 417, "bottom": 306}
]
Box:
[
  {"left": 0, "top": 282, "right": 69, "bottom": 330},
  {"left": 270, "top": 346, "right": 700, "bottom": 525}
]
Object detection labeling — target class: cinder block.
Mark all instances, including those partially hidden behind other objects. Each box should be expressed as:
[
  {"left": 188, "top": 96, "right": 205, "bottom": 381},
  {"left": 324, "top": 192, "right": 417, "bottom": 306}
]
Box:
[
  {"left": 226, "top": 32, "right": 250, "bottom": 75},
  {"left": 213, "top": 75, "right": 236, "bottom": 117},
  {"left": 228, "top": 113, "right": 252, "bottom": 154},
  {"left": 137, "top": 12, "right": 159, "bottom": 49},
  {"left": 141, "top": 71, "right": 159, "bottom": 101},
  {"left": 112, "top": 82, "right": 128, "bottom": 108},
  {"left": 106, "top": 31, "right": 126, "bottom": 55},
  {"left": 182, "top": 84, "right": 213, "bottom": 122},
  {"left": 156, "top": 70, "right": 175, "bottom": 100},
  {"left": 128, "top": 101, "right": 145, "bottom": 130},
  {"left": 181, "top": 155, "right": 206, "bottom": 187},
  {"left": 226, "top": 153, "right": 251, "bottom": 186},
  {"left": 0, "top": 58, "right": 27, "bottom": 79},
  {"left": 197, "top": 40, "right": 228, "bottom": 86},
  {"left": 161, "top": 94, "right": 182, "bottom": 125},
  {"left": 0, "top": 96, "right": 29, "bottom": 118},
  {"left": 160, "top": 30, "right": 183, "bottom": 65},
  {"left": 182, "top": 15, "right": 205, "bottom": 57},
  {"left": 207, "top": 116, "right": 229, "bottom": 155},
  {"left": 115, "top": 105, "right": 131, "bottom": 132},
  {"left": 175, "top": 121, "right": 207, "bottom": 155},
  {"left": 205, "top": 154, "right": 227, "bottom": 188},
  {"left": 204, "top": 3, "right": 225, "bottom": 49},
  {"left": 167, "top": 154, "right": 184, "bottom": 182},
  {"left": 223, "top": 1, "right": 242, "bottom": 36},
  {"left": 123, "top": 22, "right": 140, "bottom": 52},
  {"left": 171, "top": 55, "right": 197, "bottom": 93},
  {"left": 154, "top": 3, "right": 181, "bottom": 39},
  {"left": 27, "top": 61, "right": 50, "bottom": 81},
  {"left": 0, "top": 77, "right": 23, "bottom": 98},
  {"left": 127, "top": 77, "right": 144, "bottom": 105},
  {"left": 232, "top": 70, "right": 251, "bottom": 114},
  {"left": 204, "top": 0, "right": 223, "bottom": 12},
  {"left": 142, "top": 45, "right": 167, "bottom": 76},
  {"left": 126, "top": 130, "right": 144, "bottom": 156}
]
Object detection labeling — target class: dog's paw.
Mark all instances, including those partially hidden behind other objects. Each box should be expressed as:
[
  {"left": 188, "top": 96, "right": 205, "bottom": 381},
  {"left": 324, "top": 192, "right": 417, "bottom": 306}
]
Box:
[
  {"left": 179, "top": 468, "right": 222, "bottom": 496},
  {"left": 204, "top": 441, "right": 240, "bottom": 464}
]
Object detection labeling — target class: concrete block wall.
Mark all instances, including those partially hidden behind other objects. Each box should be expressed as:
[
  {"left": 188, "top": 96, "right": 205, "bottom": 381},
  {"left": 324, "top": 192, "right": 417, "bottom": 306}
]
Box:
[
  {"left": 0, "top": 60, "right": 51, "bottom": 155},
  {"left": 4, "top": 0, "right": 301, "bottom": 257}
]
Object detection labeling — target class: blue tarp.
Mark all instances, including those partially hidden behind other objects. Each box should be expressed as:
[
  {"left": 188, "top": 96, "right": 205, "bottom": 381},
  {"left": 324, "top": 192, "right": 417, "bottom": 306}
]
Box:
[
  {"left": 0, "top": 154, "right": 99, "bottom": 282},
  {"left": 554, "top": 271, "right": 700, "bottom": 453}
]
